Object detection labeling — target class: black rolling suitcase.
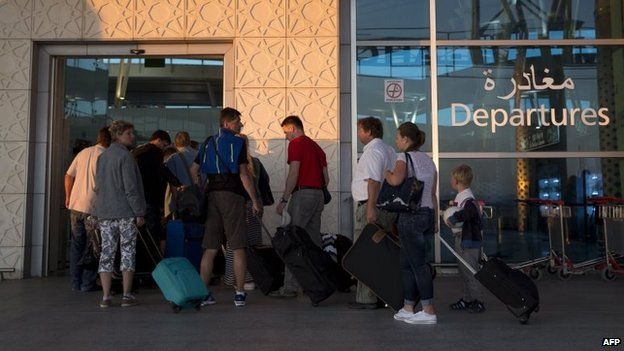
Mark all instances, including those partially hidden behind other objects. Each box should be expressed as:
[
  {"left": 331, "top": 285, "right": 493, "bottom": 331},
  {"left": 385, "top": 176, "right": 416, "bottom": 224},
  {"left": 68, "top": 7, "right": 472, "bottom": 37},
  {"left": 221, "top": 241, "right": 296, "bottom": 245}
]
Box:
[
  {"left": 321, "top": 233, "right": 357, "bottom": 292},
  {"left": 266, "top": 224, "right": 342, "bottom": 306},
  {"left": 341, "top": 223, "right": 406, "bottom": 311},
  {"left": 246, "top": 245, "right": 285, "bottom": 295},
  {"left": 439, "top": 236, "right": 539, "bottom": 324}
]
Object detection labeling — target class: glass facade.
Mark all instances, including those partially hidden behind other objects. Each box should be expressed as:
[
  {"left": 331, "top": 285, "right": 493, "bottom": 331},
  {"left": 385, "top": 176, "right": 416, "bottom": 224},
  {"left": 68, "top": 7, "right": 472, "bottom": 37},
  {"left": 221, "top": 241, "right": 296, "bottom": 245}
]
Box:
[
  {"left": 356, "top": 0, "right": 429, "bottom": 40},
  {"left": 436, "top": 0, "right": 623, "bottom": 40},
  {"left": 438, "top": 45, "right": 624, "bottom": 152},
  {"left": 355, "top": 0, "right": 624, "bottom": 263},
  {"left": 63, "top": 58, "right": 223, "bottom": 153},
  {"left": 356, "top": 46, "right": 432, "bottom": 152}
]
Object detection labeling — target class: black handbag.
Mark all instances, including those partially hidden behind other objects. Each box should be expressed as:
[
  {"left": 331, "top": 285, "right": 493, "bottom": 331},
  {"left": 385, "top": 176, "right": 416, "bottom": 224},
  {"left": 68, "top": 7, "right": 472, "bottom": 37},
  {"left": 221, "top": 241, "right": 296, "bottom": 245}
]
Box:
[
  {"left": 376, "top": 152, "right": 424, "bottom": 213},
  {"left": 320, "top": 158, "right": 331, "bottom": 205},
  {"left": 322, "top": 187, "right": 332, "bottom": 205},
  {"left": 255, "top": 158, "right": 275, "bottom": 206},
  {"left": 173, "top": 152, "right": 204, "bottom": 220}
]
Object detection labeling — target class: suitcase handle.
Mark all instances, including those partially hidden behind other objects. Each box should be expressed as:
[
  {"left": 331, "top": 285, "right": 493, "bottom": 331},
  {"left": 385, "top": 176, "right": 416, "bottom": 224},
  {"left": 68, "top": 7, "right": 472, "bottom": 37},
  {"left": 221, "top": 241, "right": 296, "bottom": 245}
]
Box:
[
  {"left": 369, "top": 224, "right": 400, "bottom": 246},
  {"left": 136, "top": 226, "right": 164, "bottom": 263},
  {"left": 437, "top": 234, "right": 478, "bottom": 275}
]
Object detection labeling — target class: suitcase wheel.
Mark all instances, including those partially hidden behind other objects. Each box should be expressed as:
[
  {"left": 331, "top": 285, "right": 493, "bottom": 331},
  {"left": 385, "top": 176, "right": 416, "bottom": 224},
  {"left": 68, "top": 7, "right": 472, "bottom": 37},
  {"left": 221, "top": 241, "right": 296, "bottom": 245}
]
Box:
[
  {"left": 194, "top": 303, "right": 202, "bottom": 311},
  {"left": 528, "top": 267, "right": 543, "bottom": 281},
  {"left": 518, "top": 314, "right": 529, "bottom": 325},
  {"left": 171, "top": 303, "right": 182, "bottom": 313}
]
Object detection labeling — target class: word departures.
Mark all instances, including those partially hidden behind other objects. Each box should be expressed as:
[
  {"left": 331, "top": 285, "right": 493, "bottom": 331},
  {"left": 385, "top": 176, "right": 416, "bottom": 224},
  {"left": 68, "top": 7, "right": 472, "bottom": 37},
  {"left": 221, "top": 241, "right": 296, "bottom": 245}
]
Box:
[{"left": 451, "top": 65, "right": 610, "bottom": 133}]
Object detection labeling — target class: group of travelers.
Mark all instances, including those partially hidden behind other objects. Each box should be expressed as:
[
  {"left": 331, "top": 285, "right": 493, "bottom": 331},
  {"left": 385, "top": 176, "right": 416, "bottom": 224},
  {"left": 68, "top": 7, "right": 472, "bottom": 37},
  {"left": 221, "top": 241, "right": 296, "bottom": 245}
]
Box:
[{"left": 65, "top": 107, "right": 485, "bottom": 325}]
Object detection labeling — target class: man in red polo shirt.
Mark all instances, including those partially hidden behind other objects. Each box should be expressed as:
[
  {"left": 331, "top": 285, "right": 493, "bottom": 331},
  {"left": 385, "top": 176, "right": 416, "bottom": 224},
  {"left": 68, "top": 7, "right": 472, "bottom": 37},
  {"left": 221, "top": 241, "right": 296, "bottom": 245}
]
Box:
[{"left": 273, "top": 115, "right": 329, "bottom": 297}]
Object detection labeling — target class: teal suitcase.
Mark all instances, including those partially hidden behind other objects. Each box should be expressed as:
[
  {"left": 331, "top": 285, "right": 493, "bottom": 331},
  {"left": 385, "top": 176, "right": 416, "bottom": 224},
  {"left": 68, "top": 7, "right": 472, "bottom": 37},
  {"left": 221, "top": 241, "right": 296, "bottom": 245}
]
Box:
[{"left": 152, "top": 257, "right": 209, "bottom": 312}]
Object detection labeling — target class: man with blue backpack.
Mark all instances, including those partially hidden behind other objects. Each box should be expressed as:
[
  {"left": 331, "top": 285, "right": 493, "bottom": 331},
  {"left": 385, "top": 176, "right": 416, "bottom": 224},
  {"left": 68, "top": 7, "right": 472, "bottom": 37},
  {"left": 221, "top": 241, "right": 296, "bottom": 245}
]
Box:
[{"left": 191, "top": 107, "right": 262, "bottom": 307}]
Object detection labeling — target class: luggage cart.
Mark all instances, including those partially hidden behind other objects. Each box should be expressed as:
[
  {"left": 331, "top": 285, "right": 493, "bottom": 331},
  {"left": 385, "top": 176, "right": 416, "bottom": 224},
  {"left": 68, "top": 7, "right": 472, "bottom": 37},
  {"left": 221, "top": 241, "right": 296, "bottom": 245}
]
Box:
[
  {"left": 511, "top": 199, "right": 565, "bottom": 281},
  {"left": 541, "top": 200, "right": 608, "bottom": 280},
  {"left": 589, "top": 197, "right": 624, "bottom": 281}
]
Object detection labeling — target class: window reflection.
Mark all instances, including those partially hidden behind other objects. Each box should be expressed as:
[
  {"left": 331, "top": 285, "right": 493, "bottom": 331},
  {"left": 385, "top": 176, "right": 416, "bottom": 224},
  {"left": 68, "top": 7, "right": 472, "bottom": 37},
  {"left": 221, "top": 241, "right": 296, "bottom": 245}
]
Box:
[
  {"left": 436, "top": 0, "right": 621, "bottom": 40},
  {"left": 438, "top": 158, "right": 620, "bottom": 263},
  {"left": 357, "top": 47, "right": 432, "bottom": 152},
  {"left": 437, "top": 46, "right": 624, "bottom": 152},
  {"left": 356, "top": 0, "right": 430, "bottom": 40}
]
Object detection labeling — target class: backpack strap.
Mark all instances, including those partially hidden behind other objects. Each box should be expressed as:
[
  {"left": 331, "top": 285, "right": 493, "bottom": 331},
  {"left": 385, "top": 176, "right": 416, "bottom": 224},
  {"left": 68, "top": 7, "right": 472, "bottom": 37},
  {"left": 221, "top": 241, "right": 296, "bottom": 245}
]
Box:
[{"left": 211, "top": 136, "right": 234, "bottom": 174}]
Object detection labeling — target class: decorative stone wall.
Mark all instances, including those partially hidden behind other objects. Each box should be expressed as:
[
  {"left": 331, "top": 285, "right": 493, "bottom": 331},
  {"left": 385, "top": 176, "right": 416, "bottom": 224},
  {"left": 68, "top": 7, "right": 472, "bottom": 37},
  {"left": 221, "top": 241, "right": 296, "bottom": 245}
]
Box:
[{"left": 0, "top": 0, "right": 339, "bottom": 278}]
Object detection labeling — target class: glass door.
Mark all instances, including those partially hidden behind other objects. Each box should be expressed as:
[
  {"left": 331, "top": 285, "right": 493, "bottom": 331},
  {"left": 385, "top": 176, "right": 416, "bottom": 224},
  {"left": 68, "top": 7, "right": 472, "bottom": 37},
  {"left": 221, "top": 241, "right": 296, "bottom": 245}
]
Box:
[{"left": 47, "top": 56, "right": 224, "bottom": 274}]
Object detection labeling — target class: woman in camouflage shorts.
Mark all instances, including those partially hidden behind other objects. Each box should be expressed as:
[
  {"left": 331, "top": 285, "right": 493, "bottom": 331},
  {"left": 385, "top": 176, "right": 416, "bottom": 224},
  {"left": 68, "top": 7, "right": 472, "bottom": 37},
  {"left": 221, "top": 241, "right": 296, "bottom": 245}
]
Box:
[{"left": 93, "top": 120, "right": 147, "bottom": 308}]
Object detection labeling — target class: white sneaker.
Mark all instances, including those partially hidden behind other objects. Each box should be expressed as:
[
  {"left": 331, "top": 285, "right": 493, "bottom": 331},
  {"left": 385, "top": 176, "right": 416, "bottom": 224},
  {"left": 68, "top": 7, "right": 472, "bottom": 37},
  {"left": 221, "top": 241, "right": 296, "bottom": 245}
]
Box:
[
  {"left": 404, "top": 311, "right": 437, "bottom": 325},
  {"left": 393, "top": 308, "right": 414, "bottom": 321}
]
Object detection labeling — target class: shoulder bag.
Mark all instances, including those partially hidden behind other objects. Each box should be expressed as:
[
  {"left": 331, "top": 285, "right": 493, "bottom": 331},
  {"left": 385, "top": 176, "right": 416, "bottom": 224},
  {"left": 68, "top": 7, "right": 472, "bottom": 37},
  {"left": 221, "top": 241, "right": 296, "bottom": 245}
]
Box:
[{"left": 376, "top": 152, "right": 424, "bottom": 213}]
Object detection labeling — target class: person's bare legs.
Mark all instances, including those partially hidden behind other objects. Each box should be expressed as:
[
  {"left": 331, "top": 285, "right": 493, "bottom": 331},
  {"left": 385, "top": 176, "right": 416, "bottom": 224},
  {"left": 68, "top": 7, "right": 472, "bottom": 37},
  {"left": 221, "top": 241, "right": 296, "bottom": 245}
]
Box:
[
  {"left": 122, "top": 271, "right": 134, "bottom": 295},
  {"left": 423, "top": 305, "right": 436, "bottom": 314},
  {"left": 100, "top": 272, "right": 112, "bottom": 299},
  {"left": 200, "top": 249, "right": 218, "bottom": 286},
  {"left": 402, "top": 303, "right": 436, "bottom": 315},
  {"left": 233, "top": 248, "right": 246, "bottom": 292}
]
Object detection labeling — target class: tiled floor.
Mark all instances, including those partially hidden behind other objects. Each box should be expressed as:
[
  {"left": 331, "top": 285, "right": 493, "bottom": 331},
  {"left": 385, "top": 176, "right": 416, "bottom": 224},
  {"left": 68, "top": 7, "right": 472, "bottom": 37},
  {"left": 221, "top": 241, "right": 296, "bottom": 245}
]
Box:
[{"left": 1, "top": 273, "right": 622, "bottom": 351}]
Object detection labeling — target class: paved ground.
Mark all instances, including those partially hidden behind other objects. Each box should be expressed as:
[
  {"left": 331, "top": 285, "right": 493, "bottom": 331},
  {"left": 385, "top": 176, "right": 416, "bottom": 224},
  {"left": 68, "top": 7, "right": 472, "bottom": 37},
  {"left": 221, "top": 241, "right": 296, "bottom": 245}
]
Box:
[{"left": 1, "top": 272, "right": 622, "bottom": 351}]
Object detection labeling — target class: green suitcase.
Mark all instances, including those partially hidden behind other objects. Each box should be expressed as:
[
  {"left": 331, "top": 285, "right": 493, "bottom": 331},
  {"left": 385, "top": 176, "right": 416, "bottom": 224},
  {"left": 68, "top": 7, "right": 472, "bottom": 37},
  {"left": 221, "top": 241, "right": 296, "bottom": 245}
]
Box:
[{"left": 152, "top": 257, "right": 209, "bottom": 312}]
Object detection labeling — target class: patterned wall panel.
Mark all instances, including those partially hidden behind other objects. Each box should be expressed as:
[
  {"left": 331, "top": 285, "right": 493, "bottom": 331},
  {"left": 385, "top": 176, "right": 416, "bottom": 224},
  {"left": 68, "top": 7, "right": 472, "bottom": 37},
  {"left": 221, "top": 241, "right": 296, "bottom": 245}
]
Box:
[
  {"left": 0, "top": 194, "right": 25, "bottom": 246},
  {"left": 287, "top": 0, "right": 336, "bottom": 37},
  {"left": 248, "top": 138, "right": 286, "bottom": 193},
  {"left": 260, "top": 196, "right": 281, "bottom": 243},
  {"left": 287, "top": 37, "right": 337, "bottom": 87},
  {"left": 0, "top": 90, "right": 28, "bottom": 141},
  {"left": 286, "top": 88, "right": 337, "bottom": 140},
  {"left": 0, "top": 142, "right": 27, "bottom": 193},
  {"left": 0, "top": 40, "right": 31, "bottom": 90},
  {"left": 187, "top": 0, "right": 236, "bottom": 38},
  {"left": 320, "top": 191, "right": 339, "bottom": 233},
  {"left": 0, "top": 0, "right": 31, "bottom": 38},
  {"left": 317, "top": 140, "right": 338, "bottom": 192},
  {"left": 32, "top": 0, "right": 82, "bottom": 39},
  {"left": 235, "top": 88, "right": 286, "bottom": 139},
  {"left": 237, "top": 0, "right": 285, "bottom": 37},
  {"left": 83, "top": 0, "right": 134, "bottom": 39},
  {"left": 0, "top": 0, "right": 341, "bottom": 279},
  {"left": 235, "top": 38, "right": 286, "bottom": 88},
  {"left": 135, "top": 0, "right": 184, "bottom": 39},
  {"left": 0, "top": 246, "right": 23, "bottom": 278}
]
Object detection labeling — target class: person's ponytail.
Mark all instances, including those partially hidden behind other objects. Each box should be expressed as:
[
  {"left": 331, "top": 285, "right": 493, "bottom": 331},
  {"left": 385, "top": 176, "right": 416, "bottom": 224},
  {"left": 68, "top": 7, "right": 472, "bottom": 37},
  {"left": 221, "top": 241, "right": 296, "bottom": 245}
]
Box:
[{"left": 398, "top": 122, "right": 425, "bottom": 152}]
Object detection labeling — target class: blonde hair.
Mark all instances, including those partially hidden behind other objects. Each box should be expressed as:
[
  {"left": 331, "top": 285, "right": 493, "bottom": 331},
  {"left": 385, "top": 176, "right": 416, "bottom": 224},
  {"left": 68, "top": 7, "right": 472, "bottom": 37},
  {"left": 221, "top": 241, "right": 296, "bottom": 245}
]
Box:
[
  {"left": 174, "top": 131, "right": 191, "bottom": 148},
  {"left": 451, "top": 164, "right": 473, "bottom": 187},
  {"left": 108, "top": 120, "right": 134, "bottom": 141}
]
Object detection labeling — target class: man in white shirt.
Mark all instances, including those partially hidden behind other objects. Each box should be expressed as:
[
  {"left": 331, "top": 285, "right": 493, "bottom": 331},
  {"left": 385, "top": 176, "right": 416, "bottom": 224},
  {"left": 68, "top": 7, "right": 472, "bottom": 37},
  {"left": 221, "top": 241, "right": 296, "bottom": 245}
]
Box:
[
  {"left": 64, "top": 127, "right": 111, "bottom": 292},
  {"left": 349, "top": 117, "right": 397, "bottom": 309}
]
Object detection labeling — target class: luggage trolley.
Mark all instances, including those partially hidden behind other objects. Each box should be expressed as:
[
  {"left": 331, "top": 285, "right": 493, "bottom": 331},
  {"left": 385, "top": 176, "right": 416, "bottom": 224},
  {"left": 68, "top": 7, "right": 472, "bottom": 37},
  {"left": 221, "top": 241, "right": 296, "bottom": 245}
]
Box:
[
  {"left": 590, "top": 197, "right": 624, "bottom": 281},
  {"left": 511, "top": 199, "right": 566, "bottom": 280},
  {"left": 540, "top": 200, "right": 606, "bottom": 279}
]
